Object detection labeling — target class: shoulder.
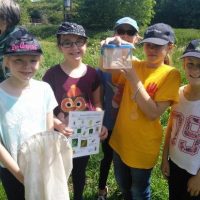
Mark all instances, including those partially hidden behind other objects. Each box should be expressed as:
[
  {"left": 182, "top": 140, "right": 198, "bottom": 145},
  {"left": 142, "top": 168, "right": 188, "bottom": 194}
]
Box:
[
  {"left": 30, "top": 79, "right": 52, "bottom": 90},
  {"left": 86, "top": 65, "right": 97, "bottom": 72},
  {"left": 45, "top": 64, "right": 61, "bottom": 74},
  {"left": 43, "top": 64, "right": 61, "bottom": 81},
  {"left": 30, "top": 78, "right": 46, "bottom": 86},
  {"left": 86, "top": 65, "right": 99, "bottom": 76}
]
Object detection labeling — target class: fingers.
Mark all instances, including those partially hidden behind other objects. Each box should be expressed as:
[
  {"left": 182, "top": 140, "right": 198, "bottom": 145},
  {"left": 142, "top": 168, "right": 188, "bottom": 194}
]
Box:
[
  {"left": 188, "top": 188, "right": 200, "bottom": 197},
  {"left": 99, "top": 126, "right": 108, "bottom": 140}
]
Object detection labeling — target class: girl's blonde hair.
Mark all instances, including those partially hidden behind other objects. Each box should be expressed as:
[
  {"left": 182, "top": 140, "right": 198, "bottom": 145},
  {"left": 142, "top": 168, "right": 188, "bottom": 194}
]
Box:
[{"left": 164, "top": 43, "right": 175, "bottom": 65}]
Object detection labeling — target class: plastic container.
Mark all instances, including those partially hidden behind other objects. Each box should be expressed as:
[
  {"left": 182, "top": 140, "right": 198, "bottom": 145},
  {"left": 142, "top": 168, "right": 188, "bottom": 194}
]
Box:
[{"left": 101, "top": 44, "right": 133, "bottom": 69}]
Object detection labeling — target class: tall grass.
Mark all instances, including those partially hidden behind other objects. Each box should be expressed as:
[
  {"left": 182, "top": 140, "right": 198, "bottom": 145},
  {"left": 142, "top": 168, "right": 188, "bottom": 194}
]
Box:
[{"left": 0, "top": 25, "right": 200, "bottom": 200}]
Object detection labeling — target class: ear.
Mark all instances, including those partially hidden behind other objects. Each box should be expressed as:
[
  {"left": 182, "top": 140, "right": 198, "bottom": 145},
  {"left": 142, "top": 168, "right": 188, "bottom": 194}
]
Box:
[
  {"left": 57, "top": 45, "right": 63, "bottom": 52},
  {"left": 182, "top": 58, "right": 186, "bottom": 70},
  {"left": 168, "top": 43, "right": 175, "bottom": 51},
  {"left": 2, "top": 57, "right": 9, "bottom": 69}
]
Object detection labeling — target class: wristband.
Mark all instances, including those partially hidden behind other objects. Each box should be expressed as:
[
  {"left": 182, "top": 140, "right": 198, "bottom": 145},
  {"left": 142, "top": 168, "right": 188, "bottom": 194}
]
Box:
[{"left": 132, "top": 86, "right": 142, "bottom": 101}]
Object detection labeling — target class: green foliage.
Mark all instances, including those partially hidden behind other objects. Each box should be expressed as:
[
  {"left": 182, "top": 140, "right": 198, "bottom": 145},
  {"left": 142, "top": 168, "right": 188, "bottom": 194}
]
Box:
[
  {"left": 153, "top": 0, "right": 200, "bottom": 28},
  {"left": 19, "top": 0, "right": 64, "bottom": 24},
  {"left": 27, "top": 24, "right": 58, "bottom": 41},
  {"left": 18, "top": 0, "right": 31, "bottom": 25},
  {"left": 76, "top": 0, "right": 156, "bottom": 29}
]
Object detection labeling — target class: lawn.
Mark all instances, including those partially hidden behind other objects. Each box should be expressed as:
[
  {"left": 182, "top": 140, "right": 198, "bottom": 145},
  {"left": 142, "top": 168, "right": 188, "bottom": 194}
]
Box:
[{"left": 0, "top": 25, "right": 200, "bottom": 200}]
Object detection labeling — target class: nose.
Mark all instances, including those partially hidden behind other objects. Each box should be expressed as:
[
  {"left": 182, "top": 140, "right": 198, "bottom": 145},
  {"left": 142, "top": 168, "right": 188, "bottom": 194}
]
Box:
[{"left": 22, "top": 61, "right": 29, "bottom": 68}]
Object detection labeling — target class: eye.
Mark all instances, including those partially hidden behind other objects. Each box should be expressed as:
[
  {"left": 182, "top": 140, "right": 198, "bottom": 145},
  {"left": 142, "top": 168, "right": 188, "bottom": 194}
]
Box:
[
  {"left": 61, "top": 41, "right": 71, "bottom": 48},
  {"left": 30, "top": 59, "right": 38, "bottom": 63},
  {"left": 61, "top": 98, "right": 74, "bottom": 112},
  {"left": 14, "top": 59, "right": 23, "bottom": 64},
  {"left": 74, "top": 97, "right": 87, "bottom": 110},
  {"left": 76, "top": 39, "right": 86, "bottom": 47},
  {"left": 186, "top": 63, "right": 194, "bottom": 69}
]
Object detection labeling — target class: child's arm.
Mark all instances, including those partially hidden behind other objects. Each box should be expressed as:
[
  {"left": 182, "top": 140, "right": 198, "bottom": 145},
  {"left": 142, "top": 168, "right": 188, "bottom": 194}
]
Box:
[
  {"left": 92, "top": 86, "right": 108, "bottom": 140},
  {"left": 93, "top": 86, "right": 102, "bottom": 111},
  {"left": 124, "top": 67, "right": 175, "bottom": 120},
  {"left": 0, "top": 144, "right": 23, "bottom": 183},
  {"left": 46, "top": 111, "right": 54, "bottom": 130},
  {"left": 161, "top": 116, "right": 172, "bottom": 179},
  {"left": 187, "top": 169, "right": 200, "bottom": 197}
]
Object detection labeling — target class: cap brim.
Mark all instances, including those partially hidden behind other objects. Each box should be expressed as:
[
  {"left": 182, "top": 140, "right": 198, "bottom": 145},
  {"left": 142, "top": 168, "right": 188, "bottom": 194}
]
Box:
[
  {"left": 180, "top": 52, "right": 200, "bottom": 59},
  {"left": 56, "top": 32, "right": 88, "bottom": 39},
  {"left": 114, "top": 23, "right": 139, "bottom": 32},
  {"left": 5, "top": 51, "right": 43, "bottom": 56},
  {"left": 139, "top": 38, "right": 168, "bottom": 45}
]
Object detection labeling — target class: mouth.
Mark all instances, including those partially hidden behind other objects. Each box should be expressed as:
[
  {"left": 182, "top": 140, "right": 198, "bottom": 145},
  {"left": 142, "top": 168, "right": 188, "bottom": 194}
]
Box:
[{"left": 189, "top": 75, "right": 200, "bottom": 79}]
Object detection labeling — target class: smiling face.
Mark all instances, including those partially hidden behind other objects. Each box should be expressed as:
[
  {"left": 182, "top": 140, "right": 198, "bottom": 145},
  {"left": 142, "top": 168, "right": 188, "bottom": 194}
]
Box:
[
  {"left": 4, "top": 55, "right": 41, "bottom": 83},
  {"left": 183, "top": 57, "right": 200, "bottom": 85},
  {"left": 59, "top": 34, "right": 87, "bottom": 63}
]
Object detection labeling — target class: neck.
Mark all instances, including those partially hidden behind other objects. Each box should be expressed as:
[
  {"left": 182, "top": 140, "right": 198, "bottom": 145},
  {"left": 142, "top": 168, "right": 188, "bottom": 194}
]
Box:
[
  {"left": 8, "top": 76, "right": 30, "bottom": 89},
  {"left": 1, "top": 77, "right": 31, "bottom": 97},
  {"left": 184, "top": 84, "right": 200, "bottom": 101},
  {"left": 187, "top": 84, "right": 200, "bottom": 92},
  {"left": 62, "top": 59, "right": 82, "bottom": 70},
  {"left": 60, "top": 61, "right": 86, "bottom": 78},
  {"left": 146, "top": 61, "right": 164, "bottom": 68}
]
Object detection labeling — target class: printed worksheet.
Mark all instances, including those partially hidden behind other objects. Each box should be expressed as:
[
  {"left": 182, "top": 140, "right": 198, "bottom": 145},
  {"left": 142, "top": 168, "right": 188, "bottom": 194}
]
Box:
[{"left": 68, "top": 111, "right": 104, "bottom": 158}]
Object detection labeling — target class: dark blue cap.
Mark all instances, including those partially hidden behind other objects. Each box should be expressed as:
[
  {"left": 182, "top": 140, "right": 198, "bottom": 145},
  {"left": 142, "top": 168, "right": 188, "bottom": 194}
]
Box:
[
  {"left": 180, "top": 39, "right": 200, "bottom": 59},
  {"left": 56, "top": 22, "right": 87, "bottom": 39},
  {"left": 4, "top": 27, "right": 43, "bottom": 56},
  {"left": 140, "top": 23, "right": 175, "bottom": 45}
]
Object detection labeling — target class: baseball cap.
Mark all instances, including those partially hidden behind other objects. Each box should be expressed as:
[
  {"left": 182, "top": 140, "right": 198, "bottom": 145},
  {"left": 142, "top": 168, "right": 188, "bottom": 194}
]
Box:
[
  {"left": 56, "top": 21, "right": 87, "bottom": 38},
  {"left": 114, "top": 17, "right": 139, "bottom": 32},
  {"left": 180, "top": 39, "right": 200, "bottom": 59},
  {"left": 4, "top": 27, "right": 43, "bottom": 56},
  {"left": 140, "top": 23, "right": 175, "bottom": 45}
]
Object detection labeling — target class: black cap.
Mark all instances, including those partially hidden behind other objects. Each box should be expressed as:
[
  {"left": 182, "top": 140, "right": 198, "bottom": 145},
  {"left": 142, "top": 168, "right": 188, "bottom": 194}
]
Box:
[
  {"left": 4, "top": 27, "right": 43, "bottom": 56},
  {"left": 140, "top": 23, "right": 175, "bottom": 45},
  {"left": 180, "top": 39, "right": 200, "bottom": 59},
  {"left": 56, "top": 22, "right": 87, "bottom": 38}
]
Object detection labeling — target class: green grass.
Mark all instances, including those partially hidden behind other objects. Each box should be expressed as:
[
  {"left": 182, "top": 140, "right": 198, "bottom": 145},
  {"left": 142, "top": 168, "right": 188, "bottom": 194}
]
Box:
[{"left": 0, "top": 25, "right": 200, "bottom": 199}]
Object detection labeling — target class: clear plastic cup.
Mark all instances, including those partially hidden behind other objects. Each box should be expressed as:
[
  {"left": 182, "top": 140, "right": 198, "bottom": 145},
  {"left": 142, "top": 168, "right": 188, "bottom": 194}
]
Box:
[{"left": 102, "top": 44, "right": 133, "bottom": 69}]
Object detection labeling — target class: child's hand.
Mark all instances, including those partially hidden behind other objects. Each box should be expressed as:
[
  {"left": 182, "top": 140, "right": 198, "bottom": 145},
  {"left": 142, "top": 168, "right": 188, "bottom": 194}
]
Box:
[
  {"left": 187, "top": 173, "right": 200, "bottom": 196},
  {"left": 121, "top": 68, "right": 135, "bottom": 82},
  {"left": 56, "top": 123, "right": 73, "bottom": 137},
  {"left": 16, "top": 170, "right": 24, "bottom": 184},
  {"left": 101, "top": 36, "right": 134, "bottom": 47},
  {"left": 99, "top": 126, "right": 108, "bottom": 141},
  {"left": 161, "top": 159, "right": 170, "bottom": 179}
]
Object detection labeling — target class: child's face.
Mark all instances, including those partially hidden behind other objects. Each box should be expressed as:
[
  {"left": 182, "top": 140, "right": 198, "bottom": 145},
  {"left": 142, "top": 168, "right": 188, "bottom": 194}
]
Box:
[
  {"left": 114, "top": 24, "right": 138, "bottom": 44},
  {"left": 143, "top": 43, "right": 172, "bottom": 67},
  {"left": 0, "top": 19, "right": 7, "bottom": 35},
  {"left": 59, "top": 34, "right": 87, "bottom": 62},
  {"left": 5, "top": 55, "right": 41, "bottom": 81},
  {"left": 184, "top": 57, "right": 200, "bottom": 85}
]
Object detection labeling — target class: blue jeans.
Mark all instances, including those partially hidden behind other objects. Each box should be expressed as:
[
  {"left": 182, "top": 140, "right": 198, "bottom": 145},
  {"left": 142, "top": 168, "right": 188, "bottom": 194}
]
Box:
[{"left": 113, "top": 152, "right": 152, "bottom": 200}]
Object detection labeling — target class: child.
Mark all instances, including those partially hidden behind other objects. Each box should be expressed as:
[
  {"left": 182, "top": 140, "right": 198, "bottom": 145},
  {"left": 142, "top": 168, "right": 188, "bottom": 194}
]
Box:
[
  {"left": 101, "top": 23, "right": 181, "bottom": 199},
  {"left": 43, "top": 21, "right": 107, "bottom": 200},
  {"left": 0, "top": 28, "right": 58, "bottom": 200},
  {"left": 97, "top": 16, "right": 140, "bottom": 200},
  {"left": 161, "top": 39, "right": 200, "bottom": 200},
  {"left": 0, "top": 0, "right": 21, "bottom": 82}
]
